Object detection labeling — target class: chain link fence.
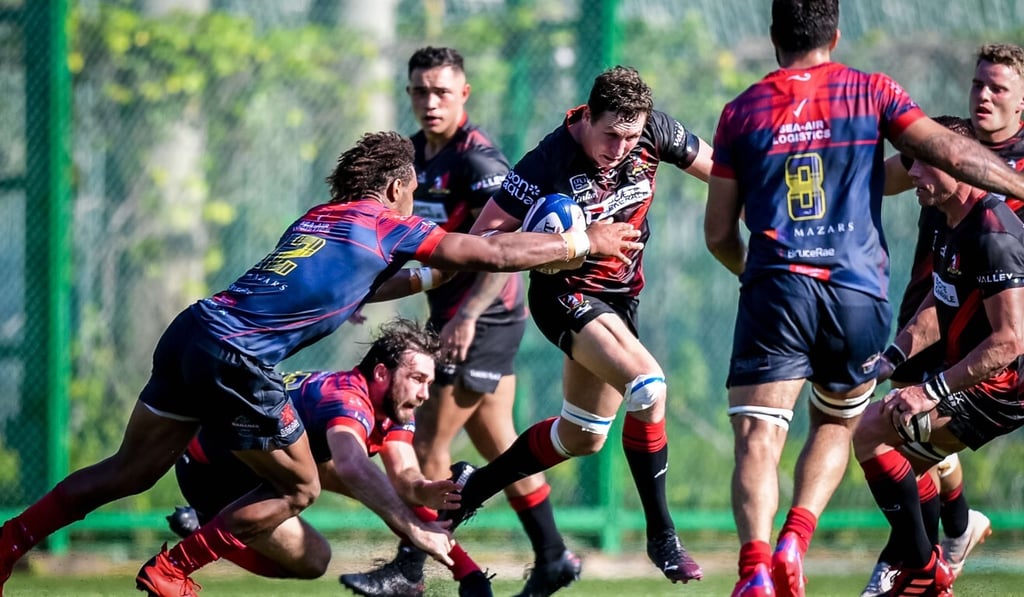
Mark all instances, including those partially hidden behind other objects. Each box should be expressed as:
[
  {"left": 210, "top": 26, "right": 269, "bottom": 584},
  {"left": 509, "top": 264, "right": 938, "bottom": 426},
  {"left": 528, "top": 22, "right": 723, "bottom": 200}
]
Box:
[{"left": 4, "top": 0, "right": 1024, "bottom": 550}]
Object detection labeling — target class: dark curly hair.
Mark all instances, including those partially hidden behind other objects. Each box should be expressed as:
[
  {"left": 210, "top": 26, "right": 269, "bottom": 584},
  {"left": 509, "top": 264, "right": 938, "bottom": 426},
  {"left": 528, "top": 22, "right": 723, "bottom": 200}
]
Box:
[
  {"left": 408, "top": 46, "right": 464, "bottom": 78},
  {"left": 355, "top": 318, "right": 441, "bottom": 378},
  {"left": 587, "top": 66, "right": 653, "bottom": 123},
  {"left": 325, "top": 131, "right": 415, "bottom": 204},
  {"left": 771, "top": 0, "right": 839, "bottom": 54}
]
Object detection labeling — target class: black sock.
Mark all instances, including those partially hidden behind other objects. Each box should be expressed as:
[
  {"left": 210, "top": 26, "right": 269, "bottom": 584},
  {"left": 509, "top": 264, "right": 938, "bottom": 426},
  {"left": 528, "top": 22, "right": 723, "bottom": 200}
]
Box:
[
  {"left": 463, "top": 423, "right": 560, "bottom": 509},
  {"left": 940, "top": 490, "right": 970, "bottom": 538},
  {"left": 921, "top": 492, "right": 941, "bottom": 547},
  {"left": 623, "top": 442, "right": 673, "bottom": 539},
  {"left": 866, "top": 471, "right": 932, "bottom": 568},
  {"left": 516, "top": 497, "right": 567, "bottom": 564}
]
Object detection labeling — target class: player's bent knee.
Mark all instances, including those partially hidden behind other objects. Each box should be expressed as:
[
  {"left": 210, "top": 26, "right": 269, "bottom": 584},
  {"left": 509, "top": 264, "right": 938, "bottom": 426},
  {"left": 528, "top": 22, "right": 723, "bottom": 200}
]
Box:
[
  {"left": 810, "top": 382, "right": 874, "bottom": 418},
  {"left": 727, "top": 405, "right": 793, "bottom": 431},
  {"left": 623, "top": 374, "right": 666, "bottom": 412}
]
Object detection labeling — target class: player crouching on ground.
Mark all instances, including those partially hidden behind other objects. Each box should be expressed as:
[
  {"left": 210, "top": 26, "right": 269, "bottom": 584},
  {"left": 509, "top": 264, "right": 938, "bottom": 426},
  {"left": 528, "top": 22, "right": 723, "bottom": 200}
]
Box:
[
  {"left": 169, "top": 318, "right": 494, "bottom": 597},
  {"left": 854, "top": 117, "right": 1024, "bottom": 597}
]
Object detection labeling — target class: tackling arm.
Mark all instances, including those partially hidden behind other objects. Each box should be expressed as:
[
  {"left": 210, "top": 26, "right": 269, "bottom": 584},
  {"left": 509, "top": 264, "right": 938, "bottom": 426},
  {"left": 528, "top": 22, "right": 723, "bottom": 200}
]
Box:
[
  {"left": 704, "top": 175, "right": 746, "bottom": 275},
  {"left": 378, "top": 440, "right": 460, "bottom": 511}
]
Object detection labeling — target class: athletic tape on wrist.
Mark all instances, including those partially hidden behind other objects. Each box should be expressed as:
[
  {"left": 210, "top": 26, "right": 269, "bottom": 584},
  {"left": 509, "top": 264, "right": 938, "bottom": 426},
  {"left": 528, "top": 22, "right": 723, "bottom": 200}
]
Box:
[
  {"left": 417, "top": 267, "right": 436, "bottom": 291},
  {"left": 923, "top": 372, "right": 951, "bottom": 403}
]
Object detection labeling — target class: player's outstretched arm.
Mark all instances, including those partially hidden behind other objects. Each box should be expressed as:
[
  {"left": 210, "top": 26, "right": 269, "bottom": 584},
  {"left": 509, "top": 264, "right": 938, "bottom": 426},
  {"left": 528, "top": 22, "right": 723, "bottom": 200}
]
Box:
[
  {"left": 427, "top": 220, "right": 642, "bottom": 272},
  {"left": 378, "top": 440, "right": 460, "bottom": 511},
  {"left": 323, "top": 426, "right": 454, "bottom": 565},
  {"left": 896, "top": 117, "right": 1024, "bottom": 199}
]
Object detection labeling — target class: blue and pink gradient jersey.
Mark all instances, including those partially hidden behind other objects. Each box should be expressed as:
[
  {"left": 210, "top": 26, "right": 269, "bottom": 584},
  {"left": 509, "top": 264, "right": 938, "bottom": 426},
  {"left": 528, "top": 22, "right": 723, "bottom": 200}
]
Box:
[
  {"left": 191, "top": 199, "right": 445, "bottom": 365},
  {"left": 284, "top": 370, "right": 415, "bottom": 462},
  {"left": 712, "top": 61, "right": 926, "bottom": 299}
]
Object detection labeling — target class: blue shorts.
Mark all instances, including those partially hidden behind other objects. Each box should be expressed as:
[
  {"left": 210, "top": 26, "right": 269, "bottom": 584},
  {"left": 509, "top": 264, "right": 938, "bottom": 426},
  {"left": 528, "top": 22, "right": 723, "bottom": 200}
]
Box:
[
  {"left": 139, "top": 308, "right": 306, "bottom": 451},
  {"left": 728, "top": 273, "right": 890, "bottom": 393}
]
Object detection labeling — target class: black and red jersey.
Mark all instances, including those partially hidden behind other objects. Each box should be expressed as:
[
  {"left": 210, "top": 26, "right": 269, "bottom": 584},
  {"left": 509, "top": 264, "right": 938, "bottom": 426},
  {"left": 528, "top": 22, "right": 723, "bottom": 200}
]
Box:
[
  {"left": 492, "top": 107, "right": 702, "bottom": 298},
  {"left": 931, "top": 195, "right": 1024, "bottom": 380},
  {"left": 896, "top": 124, "right": 1024, "bottom": 329},
  {"left": 410, "top": 117, "right": 526, "bottom": 325}
]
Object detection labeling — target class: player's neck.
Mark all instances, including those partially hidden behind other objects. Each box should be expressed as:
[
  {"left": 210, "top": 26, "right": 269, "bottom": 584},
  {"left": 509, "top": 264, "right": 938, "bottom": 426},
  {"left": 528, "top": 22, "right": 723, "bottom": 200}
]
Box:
[
  {"left": 776, "top": 47, "right": 831, "bottom": 70},
  {"left": 941, "top": 187, "right": 985, "bottom": 228},
  {"left": 978, "top": 122, "right": 1023, "bottom": 145},
  {"left": 423, "top": 129, "right": 456, "bottom": 161}
]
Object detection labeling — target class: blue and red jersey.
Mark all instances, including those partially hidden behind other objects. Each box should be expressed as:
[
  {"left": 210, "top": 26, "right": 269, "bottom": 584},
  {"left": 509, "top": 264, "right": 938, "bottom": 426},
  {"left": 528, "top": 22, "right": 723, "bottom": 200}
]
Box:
[
  {"left": 186, "top": 368, "right": 414, "bottom": 466},
  {"left": 713, "top": 61, "right": 926, "bottom": 299},
  {"left": 191, "top": 200, "right": 445, "bottom": 365},
  {"left": 410, "top": 116, "right": 526, "bottom": 325}
]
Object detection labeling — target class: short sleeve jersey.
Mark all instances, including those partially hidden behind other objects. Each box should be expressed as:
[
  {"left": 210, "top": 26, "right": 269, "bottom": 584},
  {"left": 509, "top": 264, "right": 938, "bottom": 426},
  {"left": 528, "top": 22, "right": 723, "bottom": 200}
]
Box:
[
  {"left": 712, "top": 61, "right": 926, "bottom": 299},
  {"left": 191, "top": 200, "right": 446, "bottom": 364},
  {"left": 284, "top": 370, "right": 415, "bottom": 462},
  {"left": 410, "top": 117, "right": 526, "bottom": 325},
  {"left": 897, "top": 126, "right": 1024, "bottom": 328},
  {"left": 932, "top": 195, "right": 1024, "bottom": 372},
  {"left": 492, "top": 107, "right": 702, "bottom": 297}
]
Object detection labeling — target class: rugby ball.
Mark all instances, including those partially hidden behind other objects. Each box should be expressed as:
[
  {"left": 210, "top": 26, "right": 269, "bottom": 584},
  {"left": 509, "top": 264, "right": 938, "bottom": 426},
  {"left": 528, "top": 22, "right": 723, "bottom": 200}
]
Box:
[{"left": 521, "top": 193, "right": 586, "bottom": 274}]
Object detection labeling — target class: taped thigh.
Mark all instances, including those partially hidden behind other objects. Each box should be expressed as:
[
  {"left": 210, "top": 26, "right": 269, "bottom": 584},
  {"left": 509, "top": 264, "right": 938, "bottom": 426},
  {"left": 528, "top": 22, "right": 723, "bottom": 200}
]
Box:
[
  {"left": 810, "top": 381, "right": 874, "bottom": 418},
  {"left": 623, "top": 374, "right": 666, "bottom": 412},
  {"left": 727, "top": 405, "right": 793, "bottom": 431},
  {"left": 935, "top": 452, "right": 960, "bottom": 478}
]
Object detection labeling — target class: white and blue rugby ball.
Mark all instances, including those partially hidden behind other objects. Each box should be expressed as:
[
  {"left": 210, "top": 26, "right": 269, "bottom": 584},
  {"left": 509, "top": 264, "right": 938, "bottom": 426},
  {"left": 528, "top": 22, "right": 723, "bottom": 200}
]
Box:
[{"left": 521, "top": 193, "right": 586, "bottom": 274}]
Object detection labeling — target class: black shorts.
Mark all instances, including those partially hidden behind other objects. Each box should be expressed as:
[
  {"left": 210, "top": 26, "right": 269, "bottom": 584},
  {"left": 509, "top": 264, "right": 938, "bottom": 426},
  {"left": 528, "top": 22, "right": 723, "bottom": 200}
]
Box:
[
  {"left": 937, "top": 370, "right": 1024, "bottom": 450},
  {"left": 728, "top": 273, "right": 891, "bottom": 392},
  {"left": 175, "top": 445, "right": 263, "bottom": 523},
  {"left": 528, "top": 286, "right": 638, "bottom": 357},
  {"left": 139, "top": 308, "right": 306, "bottom": 451},
  {"left": 430, "top": 318, "right": 526, "bottom": 394}
]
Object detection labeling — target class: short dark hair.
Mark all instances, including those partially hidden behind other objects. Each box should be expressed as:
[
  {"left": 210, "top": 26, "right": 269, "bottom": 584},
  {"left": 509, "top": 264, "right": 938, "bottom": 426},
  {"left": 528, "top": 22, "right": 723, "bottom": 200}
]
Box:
[
  {"left": 933, "top": 115, "right": 974, "bottom": 139},
  {"left": 976, "top": 43, "right": 1024, "bottom": 79},
  {"left": 325, "top": 131, "right": 414, "bottom": 203},
  {"left": 408, "top": 46, "right": 465, "bottom": 78},
  {"left": 587, "top": 66, "right": 653, "bottom": 123},
  {"left": 355, "top": 318, "right": 441, "bottom": 378},
  {"left": 770, "top": 0, "right": 839, "bottom": 54}
]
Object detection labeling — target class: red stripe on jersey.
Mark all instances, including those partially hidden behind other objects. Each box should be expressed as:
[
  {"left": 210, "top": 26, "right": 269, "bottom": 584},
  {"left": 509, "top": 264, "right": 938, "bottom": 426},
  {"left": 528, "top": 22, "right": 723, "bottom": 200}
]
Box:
[{"left": 945, "top": 289, "right": 983, "bottom": 366}]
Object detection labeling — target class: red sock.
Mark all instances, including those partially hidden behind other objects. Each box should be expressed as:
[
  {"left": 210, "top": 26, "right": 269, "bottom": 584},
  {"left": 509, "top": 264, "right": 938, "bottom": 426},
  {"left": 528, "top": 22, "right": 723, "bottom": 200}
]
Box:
[
  {"left": 528, "top": 418, "right": 571, "bottom": 467},
  {"left": 738, "top": 540, "right": 771, "bottom": 578},
  {"left": 167, "top": 514, "right": 246, "bottom": 574},
  {"left": 622, "top": 416, "right": 667, "bottom": 452},
  {"left": 3, "top": 484, "right": 83, "bottom": 558},
  {"left": 940, "top": 482, "right": 962, "bottom": 503},
  {"left": 507, "top": 484, "right": 551, "bottom": 512},
  {"left": 447, "top": 543, "right": 481, "bottom": 580},
  {"left": 917, "top": 475, "right": 939, "bottom": 503},
  {"left": 779, "top": 507, "right": 818, "bottom": 554},
  {"left": 222, "top": 547, "right": 292, "bottom": 578}
]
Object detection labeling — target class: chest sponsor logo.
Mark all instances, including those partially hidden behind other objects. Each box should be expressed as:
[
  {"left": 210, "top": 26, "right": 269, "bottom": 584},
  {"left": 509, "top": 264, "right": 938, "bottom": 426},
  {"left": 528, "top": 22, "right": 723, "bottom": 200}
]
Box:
[
  {"left": 591, "top": 179, "right": 652, "bottom": 217},
  {"left": 932, "top": 272, "right": 960, "bottom": 308},
  {"left": 792, "top": 222, "right": 855, "bottom": 237},
  {"left": 502, "top": 170, "right": 541, "bottom": 204},
  {"left": 569, "top": 174, "right": 592, "bottom": 194},
  {"left": 412, "top": 200, "right": 448, "bottom": 223}
]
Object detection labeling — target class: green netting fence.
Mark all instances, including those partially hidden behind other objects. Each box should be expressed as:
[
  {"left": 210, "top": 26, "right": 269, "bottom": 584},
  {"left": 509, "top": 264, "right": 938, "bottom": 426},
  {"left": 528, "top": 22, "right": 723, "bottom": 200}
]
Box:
[{"left": 4, "top": 0, "right": 1024, "bottom": 554}]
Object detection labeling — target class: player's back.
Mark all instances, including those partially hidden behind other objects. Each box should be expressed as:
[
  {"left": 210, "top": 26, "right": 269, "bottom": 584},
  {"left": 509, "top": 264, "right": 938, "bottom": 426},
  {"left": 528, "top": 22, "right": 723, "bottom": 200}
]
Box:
[{"left": 714, "top": 61, "right": 924, "bottom": 299}]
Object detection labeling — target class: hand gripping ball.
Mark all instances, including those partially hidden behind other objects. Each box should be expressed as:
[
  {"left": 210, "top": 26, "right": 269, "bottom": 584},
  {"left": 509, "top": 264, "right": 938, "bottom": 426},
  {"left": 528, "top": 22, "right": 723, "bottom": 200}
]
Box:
[{"left": 521, "top": 193, "right": 587, "bottom": 274}]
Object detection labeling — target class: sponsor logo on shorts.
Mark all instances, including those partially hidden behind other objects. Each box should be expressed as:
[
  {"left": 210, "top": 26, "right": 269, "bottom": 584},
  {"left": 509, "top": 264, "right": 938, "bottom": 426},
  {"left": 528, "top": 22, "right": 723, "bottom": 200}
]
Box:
[
  {"left": 558, "top": 292, "right": 593, "bottom": 319},
  {"left": 231, "top": 416, "right": 260, "bottom": 431},
  {"left": 861, "top": 352, "right": 881, "bottom": 375},
  {"left": 467, "top": 369, "right": 502, "bottom": 382}
]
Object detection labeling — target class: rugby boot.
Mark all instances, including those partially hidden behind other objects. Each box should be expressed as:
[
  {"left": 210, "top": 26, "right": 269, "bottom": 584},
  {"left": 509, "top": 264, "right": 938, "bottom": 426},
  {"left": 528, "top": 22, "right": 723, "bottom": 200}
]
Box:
[
  {"left": 731, "top": 563, "right": 776, "bottom": 597},
  {"left": 458, "top": 569, "right": 495, "bottom": 597},
  {"left": 513, "top": 549, "right": 582, "bottom": 596},
  {"left": 887, "top": 547, "right": 954, "bottom": 597},
  {"left": 135, "top": 543, "right": 202, "bottom": 597},
  {"left": 940, "top": 509, "right": 991, "bottom": 578},
  {"left": 436, "top": 461, "right": 481, "bottom": 531},
  {"left": 339, "top": 547, "right": 425, "bottom": 597},
  {"left": 771, "top": 531, "right": 807, "bottom": 597},
  {"left": 859, "top": 561, "right": 895, "bottom": 597},
  {"left": 646, "top": 529, "right": 703, "bottom": 583}
]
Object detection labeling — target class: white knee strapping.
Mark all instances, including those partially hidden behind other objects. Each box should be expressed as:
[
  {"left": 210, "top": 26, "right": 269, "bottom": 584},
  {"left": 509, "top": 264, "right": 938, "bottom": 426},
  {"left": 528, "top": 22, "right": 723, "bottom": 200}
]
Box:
[
  {"left": 936, "top": 453, "right": 960, "bottom": 478},
  {"left": 727, "top": 405, "right": 793, "bottom": 430},
  {"left": 549, "top": 418, "right": 574, "bottom": 458},
  {"left": 810, "top": 381, "right": 874, "bottom": 419},
  {"left": 560, "top": 401, "right": 615, "bottom": 435},
  {"left": 623, "top": 374, "right": 666, "bottom": 412}
]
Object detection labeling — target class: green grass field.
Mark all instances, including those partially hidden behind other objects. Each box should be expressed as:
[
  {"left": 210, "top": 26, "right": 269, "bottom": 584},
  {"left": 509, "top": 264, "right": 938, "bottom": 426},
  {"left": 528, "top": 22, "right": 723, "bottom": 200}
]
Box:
[
  {"left": 4, "top": 571, "right": 1024, "bottom": 596},
  {"left": 6, "top": 535, "right": 1024, "bottom": 596}
]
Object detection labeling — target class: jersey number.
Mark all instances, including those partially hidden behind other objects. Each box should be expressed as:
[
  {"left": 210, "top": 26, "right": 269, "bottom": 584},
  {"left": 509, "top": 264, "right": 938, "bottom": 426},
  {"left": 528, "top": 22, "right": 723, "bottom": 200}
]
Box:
[
  {"left": 254, "top": 234, "right": 326, "bottom": 276},
  {"left": 785, "top": 153, "right": 826, "bottom": 221}
]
